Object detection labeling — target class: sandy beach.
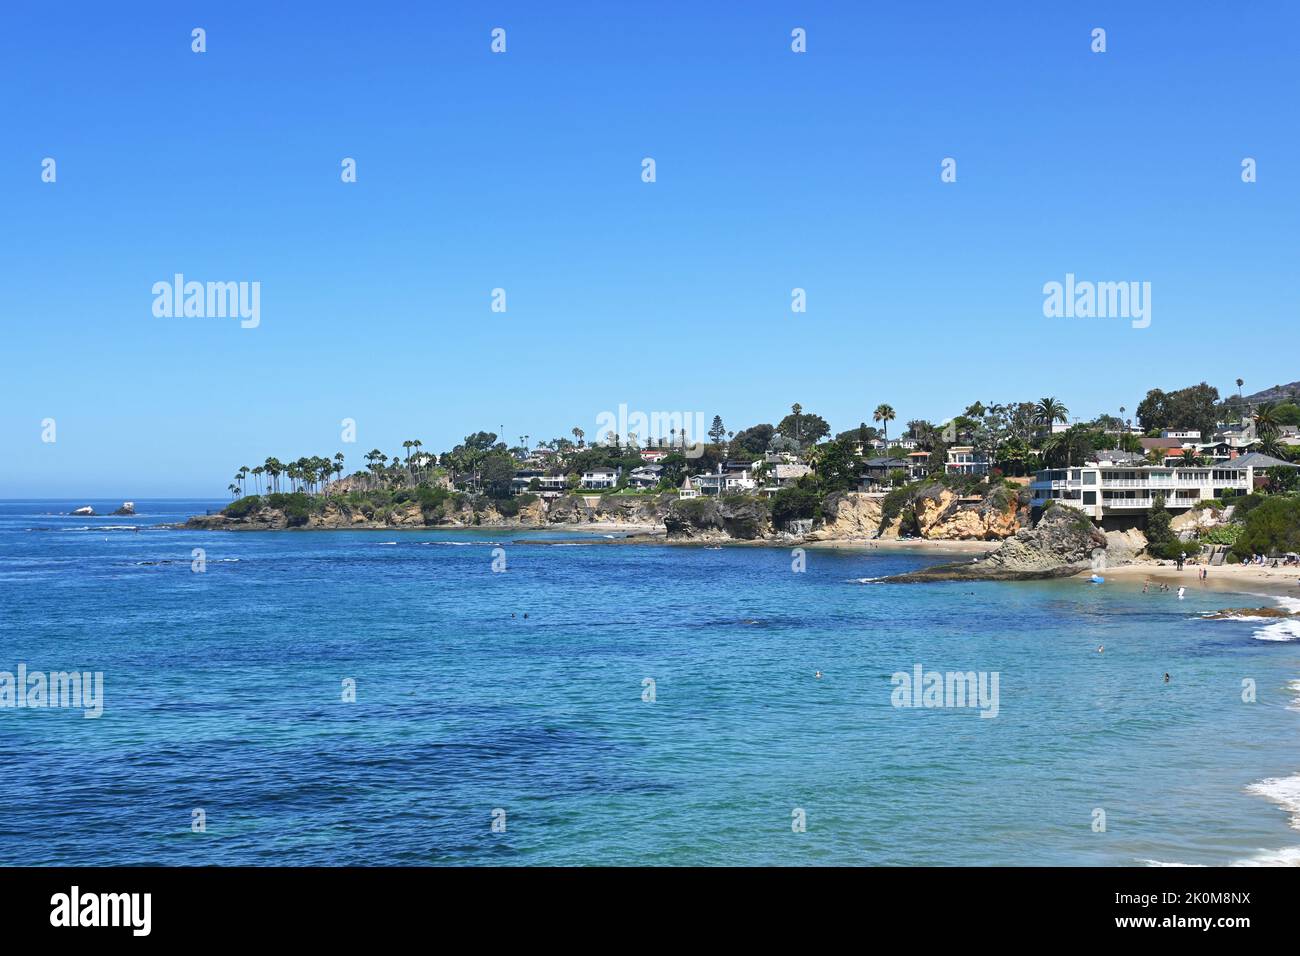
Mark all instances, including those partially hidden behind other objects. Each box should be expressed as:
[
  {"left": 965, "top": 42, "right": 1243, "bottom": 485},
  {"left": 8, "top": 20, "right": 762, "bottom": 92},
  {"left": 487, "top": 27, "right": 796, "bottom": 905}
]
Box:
[{"left": 1078, "top": 561, "right": 1300, "bottom": 600}]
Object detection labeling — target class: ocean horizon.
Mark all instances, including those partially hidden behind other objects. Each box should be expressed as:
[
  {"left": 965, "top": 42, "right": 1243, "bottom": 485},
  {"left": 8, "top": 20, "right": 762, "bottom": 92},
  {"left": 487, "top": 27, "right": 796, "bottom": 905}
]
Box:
[{"left": 2, "top": 498, "right": 1297, "bottom": 866}]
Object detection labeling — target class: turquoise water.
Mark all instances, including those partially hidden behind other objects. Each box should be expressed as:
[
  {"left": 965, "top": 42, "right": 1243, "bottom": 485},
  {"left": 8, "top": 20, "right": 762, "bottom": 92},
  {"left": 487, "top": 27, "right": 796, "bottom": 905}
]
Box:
[{"left": 1, "top": 499, "right": 1298, "bottom": 866}]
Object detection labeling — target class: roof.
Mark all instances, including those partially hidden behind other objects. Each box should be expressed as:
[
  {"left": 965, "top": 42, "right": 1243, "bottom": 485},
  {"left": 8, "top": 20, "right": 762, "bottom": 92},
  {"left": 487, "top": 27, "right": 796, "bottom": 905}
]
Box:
[
  {"left": 1140, "top": 437, "right": 1184, "bottom": 450},
  {"left": 864, "top": 457, "right": 909, "bottom": 468},
  {"left": 1232, "top": 453, "right": 1299, "bottom": 469}
]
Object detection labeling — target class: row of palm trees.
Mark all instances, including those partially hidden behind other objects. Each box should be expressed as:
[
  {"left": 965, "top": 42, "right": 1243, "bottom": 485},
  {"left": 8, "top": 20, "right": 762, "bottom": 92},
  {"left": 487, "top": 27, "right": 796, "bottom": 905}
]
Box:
[{"left": 230, "top": 454, "right": 348, "bottom": 499}]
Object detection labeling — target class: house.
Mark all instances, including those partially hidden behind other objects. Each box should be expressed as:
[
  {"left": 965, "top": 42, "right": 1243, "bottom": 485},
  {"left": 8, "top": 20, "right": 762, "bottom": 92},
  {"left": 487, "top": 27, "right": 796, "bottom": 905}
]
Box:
[
  {"left": 1028, "top": 453, "right": 1298, "bottom": 528},
  {"left": 510, "top": 470, "right": 569, "bottom": 496},
  {"left": 580, "top": 467, "right": 619, "bottom": 490},
  {"left": 1215, "top": 421, "right": 1256, "bottom": 448},
  {"left": 906, "top": 450, "right": 931, "bottom": 477},
  {"left": 1139, "top": 437, "right": 1184, "bottom": 455},
  {"left": 860, "top": 457, "right": 912, "bottom": 490},
  {"left": 639, "top": 449, "right": 669, "bottom": 463},
  {"left": 945, "top": 446, "right": 989, "bottom": 476},
  {"left": 689, "top": 463, "right": 756, "bottom": 496},
  {"left": 626, "top": 464, "right": 662, "bottom": 490},
  {"left": 1161, "top": 429, "right": 1202, "bottom": 441},
  {"left": 679, "top": 476, "right": 699, "bottom": 499}
]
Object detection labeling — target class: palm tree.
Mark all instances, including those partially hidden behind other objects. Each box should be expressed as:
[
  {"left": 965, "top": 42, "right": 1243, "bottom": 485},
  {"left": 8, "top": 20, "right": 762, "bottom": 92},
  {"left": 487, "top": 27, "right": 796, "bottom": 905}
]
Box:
[
  {"left": 1033, "top": 397, "right": 1069, "bottom": 442},
  {"left": 873, "top": 404, "right": 895, "bottom": 444},
  {"left": 237, "top": 466, "right": 249, "bottom": 495},
  {"left": 572, "top": 427, "right": 585, "bottom": 448},
  {"left": 1253, "top": 402, "right": 1281, "bottom": 440},
  {"left": 228, "top": 483, "right": 240, "bottom": 500},
  {"left": 1258, "top": 435, "right": 1286, "bottom": 458},
  {"left": 791, "top": 403, "right": 803, "bottom": 442}
]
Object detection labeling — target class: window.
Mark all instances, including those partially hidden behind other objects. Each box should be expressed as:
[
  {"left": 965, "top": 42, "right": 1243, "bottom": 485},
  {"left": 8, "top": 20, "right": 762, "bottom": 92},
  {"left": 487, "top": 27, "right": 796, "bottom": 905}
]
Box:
[
  {"left": 1082, "top": 471, "right": 1097, "bottom": 484},
  {"left": 1083, "top": 492, "right": 1096, "bottom": 505}
]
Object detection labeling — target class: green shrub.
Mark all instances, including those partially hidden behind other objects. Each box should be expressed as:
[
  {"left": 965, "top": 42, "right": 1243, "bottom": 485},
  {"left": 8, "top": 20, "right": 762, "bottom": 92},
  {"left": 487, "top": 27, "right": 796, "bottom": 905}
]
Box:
[
  {"left": 222, "top": 495, "right": 263, "bottom": 518},
  {"left": 771, "top": 486, "right": 820, "bottom": 527},
  {"left": 1231, "top": 497, "right": 1300, "bottom": 558},
  {"left": 265, "top": 491, "right": 314, "bottom": 526}
]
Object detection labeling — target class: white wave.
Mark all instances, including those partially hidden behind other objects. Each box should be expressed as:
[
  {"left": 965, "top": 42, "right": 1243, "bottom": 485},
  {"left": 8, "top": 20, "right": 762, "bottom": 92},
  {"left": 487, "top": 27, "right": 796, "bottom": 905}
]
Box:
[
  {"left": 1256, "top": 620, "right": 1300, "bottom": 642},
  {"left": 1288, "top": 680, "right": 1300, "bottom": 713},
  {"left": 1138, "top": 858, "right": 1204, "bottom": 867},
  {"left": 1248, "top": 774, "right": 1300, "bottom": 830}
]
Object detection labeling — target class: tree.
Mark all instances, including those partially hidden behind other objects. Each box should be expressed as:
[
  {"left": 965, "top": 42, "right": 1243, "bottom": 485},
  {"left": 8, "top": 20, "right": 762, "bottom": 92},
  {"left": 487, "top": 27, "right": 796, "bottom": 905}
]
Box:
[
  {"left": 1264, "top": 466, "right": 1299, "bottom": 493},
  {"left": 1138, "top": 382, "right": 1221, "bottom": 435},
  {"left": 733, "top": 424, "right": 776, "bottom": 456},
  {"left": 873, "top": 404, "right": 896, "bottom": 444},
  {"left": 572, "top": 427, "right": 585, "bottom": 448},
  {"left": 1146, "top": 494, "right": 1175, "bottom": 547},
  {"left": 1232, "top": 496, "right": 1300, "bottom": 558},
  {"left": 811, "top": 438, "right": 860, "bottom": 492},
  {"left": 709, "top": 415, "right": 727, "bottom": 445},
  {"left": 776, "top": 411, "right": 829, "bottom": 444},
  {"left": 1253, "top": 402, "right": 1281, "bottom": 441},
  {"left": 1033, "top": 397, "right": 1069, "bottom": 437},
  {"left": 479, "top": 453, "right": 518, "bottom": 499}
]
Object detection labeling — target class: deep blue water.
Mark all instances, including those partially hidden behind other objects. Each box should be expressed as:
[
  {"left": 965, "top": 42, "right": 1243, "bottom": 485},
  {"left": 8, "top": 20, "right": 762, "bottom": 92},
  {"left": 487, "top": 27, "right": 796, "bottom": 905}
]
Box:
[{"left": 1, "top": 499, "right": 1298, "bottom": 866}]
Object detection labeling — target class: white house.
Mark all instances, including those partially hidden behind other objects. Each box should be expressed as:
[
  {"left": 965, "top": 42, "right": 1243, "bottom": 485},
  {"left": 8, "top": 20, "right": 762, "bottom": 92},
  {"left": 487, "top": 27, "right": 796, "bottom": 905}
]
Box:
[
  {"left": 945, "top": 446, "right": 989, "bottom": 476},
  {"left": 679, "top": 476, "right": 699, "bottom": 499},
  {"left": 1028, "top": 452, "right": 1296, "bottom": 525},
  {"left": 581, "top": 467, "right": 619, "bottom": 490}
]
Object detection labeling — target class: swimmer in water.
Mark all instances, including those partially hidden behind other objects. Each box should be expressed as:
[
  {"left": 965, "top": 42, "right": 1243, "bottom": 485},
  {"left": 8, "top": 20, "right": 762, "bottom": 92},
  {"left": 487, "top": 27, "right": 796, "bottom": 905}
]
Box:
[
  {"left": 1097, "top": 646, "right": 1104, "bottom": 653},
  {"left": 814, "top": 671, "right": 822, "bottom": 679},
  {"left": 1163, "top": 673, "right": 1171, "bottom": 683}
]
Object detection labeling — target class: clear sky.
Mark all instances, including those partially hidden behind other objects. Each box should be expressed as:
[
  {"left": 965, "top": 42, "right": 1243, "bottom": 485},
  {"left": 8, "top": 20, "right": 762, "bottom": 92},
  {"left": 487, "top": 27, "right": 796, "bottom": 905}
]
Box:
[{"left": 2, "top": 2, "right": 1297, "bottom": 497}]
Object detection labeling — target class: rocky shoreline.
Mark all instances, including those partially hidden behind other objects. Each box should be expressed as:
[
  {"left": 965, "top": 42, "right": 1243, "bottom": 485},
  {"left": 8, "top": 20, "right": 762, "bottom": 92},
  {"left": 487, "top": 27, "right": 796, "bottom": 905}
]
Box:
[{"left": 180, "top": 488, "right": 1187, "bottom": 583}]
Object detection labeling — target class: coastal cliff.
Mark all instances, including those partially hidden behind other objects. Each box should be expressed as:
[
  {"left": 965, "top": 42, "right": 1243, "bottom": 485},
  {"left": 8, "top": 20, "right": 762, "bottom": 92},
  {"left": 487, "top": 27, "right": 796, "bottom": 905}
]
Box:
[
  {"left": 880, "top": 505, "right": 1108, "bottom": 582},
  {"left": 185, "top": 483, "right": 1031, "bottom": 546}
]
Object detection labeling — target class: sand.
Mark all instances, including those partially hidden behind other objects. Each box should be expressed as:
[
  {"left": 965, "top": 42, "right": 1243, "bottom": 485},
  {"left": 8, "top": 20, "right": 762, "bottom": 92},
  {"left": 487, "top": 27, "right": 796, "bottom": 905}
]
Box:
[{"left": 1079, "top": 561, "right": 1300, "bottom": 600}]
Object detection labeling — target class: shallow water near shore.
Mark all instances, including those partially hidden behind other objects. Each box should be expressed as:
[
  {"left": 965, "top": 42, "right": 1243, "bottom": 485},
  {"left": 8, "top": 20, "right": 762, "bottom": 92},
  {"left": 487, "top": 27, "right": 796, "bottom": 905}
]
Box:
[{"left": 1, "top": 499, "right": 1298, "bottom": 866}]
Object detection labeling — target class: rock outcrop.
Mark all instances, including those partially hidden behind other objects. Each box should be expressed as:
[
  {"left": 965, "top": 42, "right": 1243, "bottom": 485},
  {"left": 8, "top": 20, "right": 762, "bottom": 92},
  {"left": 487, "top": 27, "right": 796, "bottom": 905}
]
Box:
[
  {"left": 881, "top": 505, "right": 1108, "bottom": 582},
  {"left": 805, "top": 492, "right": 882, "bottom": 540},
  {"left": 664, "top": 497, "right": 771, "bottom": 541},
  {"left": 911, "top": 486, "right": 1023, "bottom": 540}
]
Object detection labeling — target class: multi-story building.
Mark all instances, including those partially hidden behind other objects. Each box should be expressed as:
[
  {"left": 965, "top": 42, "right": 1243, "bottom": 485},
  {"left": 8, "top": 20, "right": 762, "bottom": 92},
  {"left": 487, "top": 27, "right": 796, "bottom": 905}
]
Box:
[
  {"left": 945, "top": 446, "right": 989, "bottom": 476},
  {"left": 1028, "top": 452, "right": 1295, "bottom": 527},
  {"left": 580, "top": 467, "right": 619, "bottom": 490}
]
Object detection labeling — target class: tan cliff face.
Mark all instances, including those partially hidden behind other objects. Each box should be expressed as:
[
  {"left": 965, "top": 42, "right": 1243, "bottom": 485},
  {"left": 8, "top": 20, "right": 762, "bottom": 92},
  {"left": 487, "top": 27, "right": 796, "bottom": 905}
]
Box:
[
  {"left": 913, "top": 489, "right": 1021, "bottom": 541},
  {"left": 806, "top": 492, "right": 883, "bottom": 540},
  {"left": 807, "top": 489, "right": 1022, "bottom": 542}
]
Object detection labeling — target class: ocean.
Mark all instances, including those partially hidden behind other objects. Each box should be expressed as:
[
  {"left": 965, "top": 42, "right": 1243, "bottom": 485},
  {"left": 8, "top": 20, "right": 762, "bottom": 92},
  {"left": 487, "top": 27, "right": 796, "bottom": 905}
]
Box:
[{"left": 1, "top": 499, "right": 1297, "bottom": 866}]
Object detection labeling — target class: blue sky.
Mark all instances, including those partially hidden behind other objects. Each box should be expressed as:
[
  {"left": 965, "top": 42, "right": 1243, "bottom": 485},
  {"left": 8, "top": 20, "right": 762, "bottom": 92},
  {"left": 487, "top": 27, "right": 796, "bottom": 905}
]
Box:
[{"left": 2, "top": 1, "right": 1297, "bottom": 497}]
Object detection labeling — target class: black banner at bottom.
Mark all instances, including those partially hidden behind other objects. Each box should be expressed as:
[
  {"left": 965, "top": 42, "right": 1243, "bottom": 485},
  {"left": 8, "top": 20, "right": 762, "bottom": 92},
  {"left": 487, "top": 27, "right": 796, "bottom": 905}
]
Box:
[{"left": 0, "top": 866, "right": 1285, "bottom": 942}]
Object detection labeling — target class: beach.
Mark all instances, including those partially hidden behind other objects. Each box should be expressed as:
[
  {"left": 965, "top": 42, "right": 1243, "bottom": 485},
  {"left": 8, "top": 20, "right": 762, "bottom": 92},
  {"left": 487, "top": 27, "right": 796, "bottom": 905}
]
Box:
[{"left": 1082, "top": 561, "right": 1300, "bottom": 599}]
